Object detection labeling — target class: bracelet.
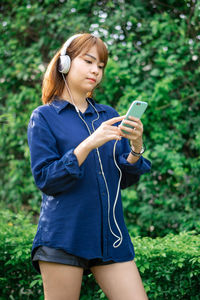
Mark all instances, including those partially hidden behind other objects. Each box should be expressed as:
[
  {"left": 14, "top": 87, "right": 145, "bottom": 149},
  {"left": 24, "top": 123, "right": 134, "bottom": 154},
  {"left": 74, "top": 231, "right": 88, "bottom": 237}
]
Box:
[{"left": 131, "top": 144, "right": 146, "bottom": 157}]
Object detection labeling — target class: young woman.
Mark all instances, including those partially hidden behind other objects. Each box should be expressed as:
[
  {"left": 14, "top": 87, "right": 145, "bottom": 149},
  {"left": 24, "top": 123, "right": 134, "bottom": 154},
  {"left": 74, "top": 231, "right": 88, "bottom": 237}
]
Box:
[{"left": 27, "top": 33, "right": 151, "bottom": 300}]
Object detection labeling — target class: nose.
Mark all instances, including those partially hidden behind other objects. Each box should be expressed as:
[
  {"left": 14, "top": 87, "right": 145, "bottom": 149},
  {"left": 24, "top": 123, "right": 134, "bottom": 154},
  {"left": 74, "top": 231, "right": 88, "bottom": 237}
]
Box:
[{"left": 91, "top": 63, "right": 99, "bottom": 75}]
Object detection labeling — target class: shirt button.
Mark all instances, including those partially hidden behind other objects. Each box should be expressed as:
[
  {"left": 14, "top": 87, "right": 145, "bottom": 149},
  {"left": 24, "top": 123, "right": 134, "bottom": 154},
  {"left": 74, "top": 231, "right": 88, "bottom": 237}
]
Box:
[{"left": 99, "top": 171, "right": 101, "bottom": 175}]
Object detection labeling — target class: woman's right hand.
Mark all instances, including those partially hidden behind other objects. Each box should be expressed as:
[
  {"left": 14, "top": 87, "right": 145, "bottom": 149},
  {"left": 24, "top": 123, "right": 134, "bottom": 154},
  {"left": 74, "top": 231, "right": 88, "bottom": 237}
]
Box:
[
  {"left": 87, "top": 115, "right": 125, "bottom": 150},
  {"left": 74, "top": 115, "right": 125, "bottom": 166}
]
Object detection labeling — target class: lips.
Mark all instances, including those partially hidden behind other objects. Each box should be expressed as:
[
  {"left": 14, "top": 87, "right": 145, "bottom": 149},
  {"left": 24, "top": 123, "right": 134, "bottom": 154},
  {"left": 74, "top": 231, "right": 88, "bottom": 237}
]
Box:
[{"left": 87, "top": 78, "right": 96, "bottom": 82}]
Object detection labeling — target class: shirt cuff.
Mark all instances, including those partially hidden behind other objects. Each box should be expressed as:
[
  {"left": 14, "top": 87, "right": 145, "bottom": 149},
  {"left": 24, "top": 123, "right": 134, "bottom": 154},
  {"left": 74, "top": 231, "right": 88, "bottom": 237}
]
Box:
[
  {"left": 118, "top": 153, "right": 152, "bottom": 175},
  {"left": 61, "top": 148, "right": 84, "bottom": 178}
]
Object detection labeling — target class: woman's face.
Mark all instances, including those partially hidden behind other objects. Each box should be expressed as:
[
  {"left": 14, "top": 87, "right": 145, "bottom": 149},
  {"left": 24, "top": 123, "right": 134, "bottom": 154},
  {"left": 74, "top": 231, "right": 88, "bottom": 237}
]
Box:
[{"left": 66, "top": 45, "right": 105, "bottom": 94}]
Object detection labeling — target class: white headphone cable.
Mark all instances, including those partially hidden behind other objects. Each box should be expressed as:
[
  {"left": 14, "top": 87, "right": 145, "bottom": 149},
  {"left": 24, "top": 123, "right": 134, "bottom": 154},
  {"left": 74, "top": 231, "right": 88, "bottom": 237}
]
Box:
[
  {"left": 61, "top": 74, "right": 123, "bottom": 247},
  {"left": 88, "top": 100, "right": 123, "bottom": 248}
]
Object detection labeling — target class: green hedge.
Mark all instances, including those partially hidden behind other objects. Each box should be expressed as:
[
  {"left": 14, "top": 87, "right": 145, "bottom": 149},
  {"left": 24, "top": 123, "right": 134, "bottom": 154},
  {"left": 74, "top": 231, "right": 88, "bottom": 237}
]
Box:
[{"left": 0, "top": 209, "right": 199, "bottom": 299}]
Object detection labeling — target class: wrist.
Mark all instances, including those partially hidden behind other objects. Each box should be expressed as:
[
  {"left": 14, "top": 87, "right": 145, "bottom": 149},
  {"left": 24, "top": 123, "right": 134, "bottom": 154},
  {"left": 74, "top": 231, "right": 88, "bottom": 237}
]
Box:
[
  {"left": 131, "top": 140, "right": 143, "bottom": 153},
  {"left": 132, "top": 145, "right": 142, "bottom": 153},
  {"left": 85, "top": 136, "right": 95, "bottom": 151},
  {"left": 130, "top": 143, "right": 146, "bottom": 157}
]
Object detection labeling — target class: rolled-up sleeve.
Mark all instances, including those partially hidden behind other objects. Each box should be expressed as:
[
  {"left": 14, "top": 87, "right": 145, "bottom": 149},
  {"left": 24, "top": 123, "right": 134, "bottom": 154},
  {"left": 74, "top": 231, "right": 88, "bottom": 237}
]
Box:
[
  {"left": 27, "top": 110, "right": 84, "bottom": 196},
  {"left": 117, "top": 138, "right": 151, "bottom": 189}
]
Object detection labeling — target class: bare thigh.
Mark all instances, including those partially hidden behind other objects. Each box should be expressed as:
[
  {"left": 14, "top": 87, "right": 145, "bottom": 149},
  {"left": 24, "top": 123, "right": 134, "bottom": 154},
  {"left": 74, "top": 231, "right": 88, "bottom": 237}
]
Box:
[
  {"left": 38, "top": 260, "right": 84, "bottom": 300},
  {"left": 90, "top": 260, "right": 148, "bottom": 300}
]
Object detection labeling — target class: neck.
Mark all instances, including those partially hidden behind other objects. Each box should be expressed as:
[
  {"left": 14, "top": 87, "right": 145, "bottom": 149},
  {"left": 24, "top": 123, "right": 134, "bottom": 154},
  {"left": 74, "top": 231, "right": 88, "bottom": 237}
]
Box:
[{"left": 60, "top": 78, "right": 89, "bottom": 111}]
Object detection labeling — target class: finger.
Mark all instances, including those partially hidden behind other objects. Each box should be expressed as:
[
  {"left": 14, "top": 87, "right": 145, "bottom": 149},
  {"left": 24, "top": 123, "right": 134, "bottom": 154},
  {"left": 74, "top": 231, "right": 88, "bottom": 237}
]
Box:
[
  {"left": 128, "top": 117, "right": 143, "bottom": 126},
  {"left": 127, "top": 116, "right": 141, "bottom": 123},
  {"left": 104, "top": 115, "right": 126, "bottom": 126},
  {"left": 120, "top": 119, "right": 140, "bottom": 128},
  {"left": 107, "top": 133, "right": 122, "bottom": 141},
  {"left": 120, "top": 131, "right": 141, "bottom": 140},
  {"left": 119, "top": 126, "right": 143, "bottom": 138},
  {"left": 119, "top": 123, "right": 143, "bottom": 133},
  {"left": 110, "top": 127, "right": 122, "bottom": 135},
  {"left": 102, "top": 124, "right": 122, "bottom": 134},
  {"left": 119, "top": 126, "right": 137, "bottom": 135},
  {"left": 119, "top": 125, "right": 133, "bottom": 133}
]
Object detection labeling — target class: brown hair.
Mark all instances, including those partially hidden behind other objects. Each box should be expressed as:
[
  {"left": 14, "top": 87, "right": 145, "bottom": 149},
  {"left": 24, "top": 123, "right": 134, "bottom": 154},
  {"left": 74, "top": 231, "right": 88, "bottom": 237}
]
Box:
[{"left": 42, "top": 33, "right": 108, "bottom": 104}]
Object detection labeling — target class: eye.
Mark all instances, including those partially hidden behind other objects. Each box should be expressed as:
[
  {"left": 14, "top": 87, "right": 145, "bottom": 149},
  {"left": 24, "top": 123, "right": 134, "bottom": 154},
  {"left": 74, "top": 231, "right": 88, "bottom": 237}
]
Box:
[
  {"left": 84, "top": 59, "right": 104, "bottom": 70},
  {"left": 85, "top": 60, "right": 92, "bottom": 64}
]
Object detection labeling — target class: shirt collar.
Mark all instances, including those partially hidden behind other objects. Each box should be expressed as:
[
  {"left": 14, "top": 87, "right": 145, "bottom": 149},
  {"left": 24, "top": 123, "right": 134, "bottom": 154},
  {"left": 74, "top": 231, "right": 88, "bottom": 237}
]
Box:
[{"left": 49, "top": 96, "right": 106, "bottom": 114}]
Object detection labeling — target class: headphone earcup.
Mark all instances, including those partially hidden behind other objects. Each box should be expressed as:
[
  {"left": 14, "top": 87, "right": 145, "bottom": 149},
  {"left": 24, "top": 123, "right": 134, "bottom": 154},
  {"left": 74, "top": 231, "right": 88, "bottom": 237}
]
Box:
[{"left": 58, "top": 55, "right": 71, "bottom": 74}]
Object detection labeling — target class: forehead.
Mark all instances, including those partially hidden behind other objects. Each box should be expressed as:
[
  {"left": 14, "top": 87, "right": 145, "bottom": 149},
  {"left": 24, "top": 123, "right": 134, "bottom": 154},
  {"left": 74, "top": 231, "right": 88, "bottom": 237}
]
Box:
[{"left": 80, "top": 45, "right": 104, "bottom": 64}]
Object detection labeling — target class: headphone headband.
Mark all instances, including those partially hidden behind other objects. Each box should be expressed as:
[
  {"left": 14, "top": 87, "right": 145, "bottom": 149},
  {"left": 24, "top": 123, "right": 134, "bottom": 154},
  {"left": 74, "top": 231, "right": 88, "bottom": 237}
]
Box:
[{"left": 60, "top": 34, "right": 82, "bottom": 56}]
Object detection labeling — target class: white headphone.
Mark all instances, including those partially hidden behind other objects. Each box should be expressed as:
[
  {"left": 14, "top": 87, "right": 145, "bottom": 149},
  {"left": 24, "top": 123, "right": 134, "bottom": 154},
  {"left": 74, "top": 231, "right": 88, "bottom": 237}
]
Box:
[{"left": 58, "top": 34, "right": 82, "bottom": 74}]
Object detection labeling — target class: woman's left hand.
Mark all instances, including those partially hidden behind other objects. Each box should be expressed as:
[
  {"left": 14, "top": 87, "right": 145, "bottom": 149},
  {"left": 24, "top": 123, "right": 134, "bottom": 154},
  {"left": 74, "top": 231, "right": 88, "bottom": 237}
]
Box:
[{"left": 118, "top": 116, "right": 143, "bottom": 152}]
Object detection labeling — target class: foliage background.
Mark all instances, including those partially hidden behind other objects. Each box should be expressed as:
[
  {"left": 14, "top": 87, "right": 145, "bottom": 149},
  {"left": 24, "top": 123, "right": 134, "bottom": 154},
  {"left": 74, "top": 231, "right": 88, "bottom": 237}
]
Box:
[{"left": 0, "top": 0, "right": 200, "bottom": 298}]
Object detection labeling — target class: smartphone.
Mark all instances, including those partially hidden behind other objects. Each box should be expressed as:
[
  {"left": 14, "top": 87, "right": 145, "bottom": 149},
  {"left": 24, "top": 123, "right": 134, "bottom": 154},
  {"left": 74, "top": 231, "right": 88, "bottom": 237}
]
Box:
[{"left": 121, "top": 100, "right": 148, "bottom": 134}]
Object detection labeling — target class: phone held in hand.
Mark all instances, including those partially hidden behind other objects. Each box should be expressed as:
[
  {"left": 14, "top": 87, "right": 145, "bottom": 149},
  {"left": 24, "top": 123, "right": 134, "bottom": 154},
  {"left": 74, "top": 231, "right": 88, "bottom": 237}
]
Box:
[{"left": 121, "top": 100, "right": 148, "bottom": 134}]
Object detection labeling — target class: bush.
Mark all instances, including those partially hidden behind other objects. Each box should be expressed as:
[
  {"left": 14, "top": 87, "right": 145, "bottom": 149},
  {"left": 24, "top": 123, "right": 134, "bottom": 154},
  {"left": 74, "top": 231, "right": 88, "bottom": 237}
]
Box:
[
  {"left": 0, "top": 209, "right": 199, "bottom": 299},
  {"left": 133, "top": 232, "right": 200, "bottom": 299},
  {"left": 0, "top": 209, "right": 43, "bottom": 300}
]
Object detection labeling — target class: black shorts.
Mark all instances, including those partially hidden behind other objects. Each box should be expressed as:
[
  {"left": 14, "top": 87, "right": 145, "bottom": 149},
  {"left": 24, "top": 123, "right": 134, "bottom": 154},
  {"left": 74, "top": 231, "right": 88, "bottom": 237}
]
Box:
[{"left": 32, "top": 246, "right": 116, "bottom": 276}]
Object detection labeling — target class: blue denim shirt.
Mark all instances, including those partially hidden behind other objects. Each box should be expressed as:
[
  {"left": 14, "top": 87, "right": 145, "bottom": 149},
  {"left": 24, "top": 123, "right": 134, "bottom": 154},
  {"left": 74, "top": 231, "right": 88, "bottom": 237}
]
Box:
[{"left": 27, "top": 97, "right": 151, "bottom": 263}]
